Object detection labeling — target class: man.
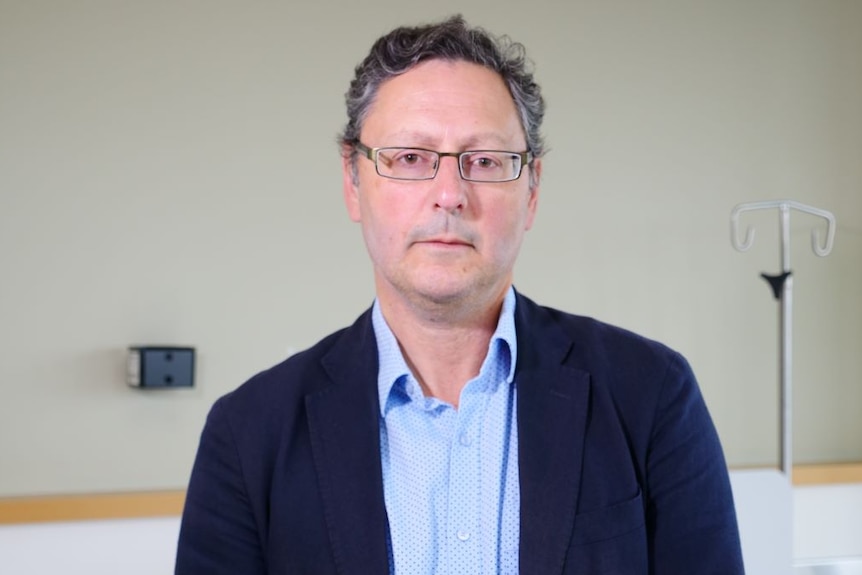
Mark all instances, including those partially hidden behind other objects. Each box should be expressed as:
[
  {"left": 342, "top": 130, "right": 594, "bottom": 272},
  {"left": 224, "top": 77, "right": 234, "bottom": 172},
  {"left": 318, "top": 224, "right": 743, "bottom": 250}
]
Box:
[{"left": 176, "top": 16, "right": 744, "bottom": 574}]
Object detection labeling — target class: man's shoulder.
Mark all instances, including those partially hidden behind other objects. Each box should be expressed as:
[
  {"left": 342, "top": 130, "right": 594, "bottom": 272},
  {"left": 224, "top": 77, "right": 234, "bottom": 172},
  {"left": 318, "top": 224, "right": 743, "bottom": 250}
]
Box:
[
  {"left": 517, "top": 293, "right": 700, "bottom": 439},
  {"left": 518, "top": 293, "right": 680, "bottom": 360},
  {"left": 216, "top": 307, "right": 374, "bottom": 414},
  {"left": 516, "top": 292, "right": 696, "bottom": 401}
]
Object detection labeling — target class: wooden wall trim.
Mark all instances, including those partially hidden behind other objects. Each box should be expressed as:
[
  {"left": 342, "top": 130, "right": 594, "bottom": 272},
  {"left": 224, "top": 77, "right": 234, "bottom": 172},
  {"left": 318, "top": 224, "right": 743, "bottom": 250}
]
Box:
[
  {"left": 792, "top": 462, "right": 862, "bottom": 486},
  {"left": 0, "top": 490, "right": 185, "bottom": 525},
  {"left": 1, "top": 463, "right": 860, "bottom": 525}
]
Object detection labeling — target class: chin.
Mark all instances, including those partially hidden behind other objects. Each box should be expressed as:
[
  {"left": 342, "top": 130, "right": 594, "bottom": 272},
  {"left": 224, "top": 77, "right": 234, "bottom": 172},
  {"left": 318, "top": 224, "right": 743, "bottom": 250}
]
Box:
[{"left": 410, "top": 276, "right": 496, "bottom": 308}]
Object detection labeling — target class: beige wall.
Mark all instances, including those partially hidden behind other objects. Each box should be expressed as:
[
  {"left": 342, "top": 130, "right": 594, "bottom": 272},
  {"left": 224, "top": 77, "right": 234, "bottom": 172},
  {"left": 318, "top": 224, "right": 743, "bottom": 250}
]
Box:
[{"left": 0, "top": 0, "right": 859, "bottom": 497}]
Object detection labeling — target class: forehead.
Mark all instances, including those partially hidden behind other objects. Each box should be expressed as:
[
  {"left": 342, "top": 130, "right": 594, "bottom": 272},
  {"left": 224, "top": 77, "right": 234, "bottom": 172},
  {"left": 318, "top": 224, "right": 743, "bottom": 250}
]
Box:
[{"left": 361, "top": 59, "right": 525, "bottom": 148}]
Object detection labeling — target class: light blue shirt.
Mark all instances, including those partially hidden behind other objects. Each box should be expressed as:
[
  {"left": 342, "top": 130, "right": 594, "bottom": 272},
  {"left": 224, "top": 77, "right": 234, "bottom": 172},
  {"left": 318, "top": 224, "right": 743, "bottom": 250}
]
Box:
[{"left": 372, "top": 287, "right": 520, "bottom": 575}]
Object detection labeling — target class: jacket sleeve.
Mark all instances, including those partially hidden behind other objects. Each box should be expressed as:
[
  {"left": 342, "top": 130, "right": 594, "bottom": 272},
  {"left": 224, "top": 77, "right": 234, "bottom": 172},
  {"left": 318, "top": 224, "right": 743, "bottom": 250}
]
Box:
[
  {"left": 175, "top": 397, "right": 266, "bottom": 575},
  {"left": 645, "top": 352, "right": 745, "bottom": 574}
]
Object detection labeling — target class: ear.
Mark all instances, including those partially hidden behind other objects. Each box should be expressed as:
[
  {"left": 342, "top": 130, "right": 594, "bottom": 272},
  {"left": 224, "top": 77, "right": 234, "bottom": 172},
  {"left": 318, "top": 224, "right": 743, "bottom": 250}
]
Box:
[
  {"left": 524, "top": 158, "right": 541, "bottom": 231},
  {"left": 341, "top": 149, "right": 362, "bottom": 223}
]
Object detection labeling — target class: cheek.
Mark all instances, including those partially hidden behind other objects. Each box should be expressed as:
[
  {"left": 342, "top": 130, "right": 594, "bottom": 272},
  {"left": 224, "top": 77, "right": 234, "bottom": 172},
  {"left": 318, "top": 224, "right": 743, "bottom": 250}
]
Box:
[
  {"left": 491, "top": 199, "right": 532, "bottom": 234},
  {"left": 485, "top": 202, "right": 531, "bottom": 256},
  {"left": 359, "top": 198, "right": 406, "bottom": 252}
]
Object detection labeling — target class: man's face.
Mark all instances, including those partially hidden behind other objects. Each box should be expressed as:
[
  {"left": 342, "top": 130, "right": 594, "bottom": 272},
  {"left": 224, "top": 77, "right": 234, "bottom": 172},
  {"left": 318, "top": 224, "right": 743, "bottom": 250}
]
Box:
[{"left": 342, "top": 59, "right": 540, "bottom": 311}]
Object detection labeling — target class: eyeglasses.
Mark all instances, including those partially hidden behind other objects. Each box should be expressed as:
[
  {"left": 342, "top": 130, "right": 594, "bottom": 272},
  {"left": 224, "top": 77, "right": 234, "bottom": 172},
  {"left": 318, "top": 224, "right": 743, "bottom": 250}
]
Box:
[{"left": 354, "top": 141, "right": 531, "bottom": 182}]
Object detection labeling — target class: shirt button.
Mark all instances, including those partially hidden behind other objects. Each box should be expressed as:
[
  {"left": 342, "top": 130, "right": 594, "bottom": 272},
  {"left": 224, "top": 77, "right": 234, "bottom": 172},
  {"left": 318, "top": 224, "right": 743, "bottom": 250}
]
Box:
[
  {"left": 459, "top": 431, "right": 472, "bottom": 446},
  {"left": 457, "top": 530, "right": 470, "bottom": 541}
]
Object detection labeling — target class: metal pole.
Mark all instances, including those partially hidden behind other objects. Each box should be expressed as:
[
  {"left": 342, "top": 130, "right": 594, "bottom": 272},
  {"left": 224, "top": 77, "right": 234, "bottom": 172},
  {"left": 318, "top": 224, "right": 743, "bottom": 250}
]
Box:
[
  {"left": 730, "top": 200, "right": 835, "bottom": 478},
  {"left": 778, "top": 205, "right": 792, "bottom": 477}
]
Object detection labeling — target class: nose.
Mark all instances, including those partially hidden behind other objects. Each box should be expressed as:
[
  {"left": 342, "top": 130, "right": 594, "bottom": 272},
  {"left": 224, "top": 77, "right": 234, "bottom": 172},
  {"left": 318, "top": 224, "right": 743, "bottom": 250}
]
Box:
[{"left": 431, "top": 155, "right": 467, "bottom": 213}]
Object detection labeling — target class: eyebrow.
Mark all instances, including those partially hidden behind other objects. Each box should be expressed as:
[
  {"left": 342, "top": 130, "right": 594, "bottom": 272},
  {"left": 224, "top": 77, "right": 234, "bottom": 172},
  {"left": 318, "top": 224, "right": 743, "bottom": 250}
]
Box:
[{"left": 381, "top": 130, "right": 521, "bottom": 150}]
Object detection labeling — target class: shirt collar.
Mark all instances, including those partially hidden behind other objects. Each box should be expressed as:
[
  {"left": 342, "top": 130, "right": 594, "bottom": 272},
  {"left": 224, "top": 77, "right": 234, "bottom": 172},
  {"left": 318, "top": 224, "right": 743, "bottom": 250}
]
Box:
[{"left": 372, "top": 287, "right": 518, "bottom": 416}]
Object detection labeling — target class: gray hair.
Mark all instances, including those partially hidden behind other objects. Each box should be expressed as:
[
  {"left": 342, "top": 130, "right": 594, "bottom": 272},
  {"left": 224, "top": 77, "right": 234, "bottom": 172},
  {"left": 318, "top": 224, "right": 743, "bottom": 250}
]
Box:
[{"left": 339, "top": 15, "right": 546, "bottom": 184}]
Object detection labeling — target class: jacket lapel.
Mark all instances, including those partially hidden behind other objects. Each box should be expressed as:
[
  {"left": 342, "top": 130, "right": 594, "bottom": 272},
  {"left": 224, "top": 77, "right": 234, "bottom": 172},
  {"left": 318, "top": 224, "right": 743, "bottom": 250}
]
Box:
[
  {"left": 305, "top": 311, "right": 390, "bottom": 575},
  {"left": 516, "top": 293, "right": 591, "bottom": 575}
]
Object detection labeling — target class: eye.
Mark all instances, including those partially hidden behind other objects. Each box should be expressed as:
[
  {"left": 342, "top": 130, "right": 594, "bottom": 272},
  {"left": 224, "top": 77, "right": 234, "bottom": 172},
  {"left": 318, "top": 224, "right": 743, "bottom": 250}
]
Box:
[
  {"left": 478, "top": 156, "right": 499, "bottom": 168},
  {"left": 393, "top": 149, "right": 433, "bottom": 166},
  {"left": 466, "top": 153, "right": 503, "bottom": 170},
  {"left": 376, "top": 148, "right": 438, "bottom": 178}
]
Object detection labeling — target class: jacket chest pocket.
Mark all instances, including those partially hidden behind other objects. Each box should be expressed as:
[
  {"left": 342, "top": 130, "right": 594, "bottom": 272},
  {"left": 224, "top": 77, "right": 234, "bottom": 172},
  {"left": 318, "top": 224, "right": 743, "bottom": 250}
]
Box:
[
  {"left": 571, "top": 488, "right": 645, "bottom": 545},
  {"left": 564, "top": 490, "right": 648, "bottom": 574}
]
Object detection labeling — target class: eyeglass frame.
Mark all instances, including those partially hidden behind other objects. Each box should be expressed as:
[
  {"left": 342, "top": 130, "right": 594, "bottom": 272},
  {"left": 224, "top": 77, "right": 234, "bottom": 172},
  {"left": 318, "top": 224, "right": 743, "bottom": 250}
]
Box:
[{"left": 352, "top": 141, "right": 533, "bottom": 183}]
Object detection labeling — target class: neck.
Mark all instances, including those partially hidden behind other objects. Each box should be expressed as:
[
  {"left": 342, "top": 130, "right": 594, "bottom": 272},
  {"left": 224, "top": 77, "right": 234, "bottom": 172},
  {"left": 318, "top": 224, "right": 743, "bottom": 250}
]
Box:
[{"left": 378, "top": 287, "right": 508, "bottom": 408}]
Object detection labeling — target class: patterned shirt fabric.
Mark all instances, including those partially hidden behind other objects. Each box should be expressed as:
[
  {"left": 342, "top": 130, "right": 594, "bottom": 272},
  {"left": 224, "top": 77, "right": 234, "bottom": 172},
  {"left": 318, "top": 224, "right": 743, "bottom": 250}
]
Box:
[{"left": 372, "top": 287, "right": 520, "bottom": 575}]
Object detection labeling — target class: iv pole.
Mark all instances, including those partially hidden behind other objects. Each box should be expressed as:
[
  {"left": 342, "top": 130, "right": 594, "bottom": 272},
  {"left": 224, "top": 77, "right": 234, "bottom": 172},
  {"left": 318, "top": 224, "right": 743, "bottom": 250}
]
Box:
[{"left": 730, "top": 200, "right": 836, "bottom": 477}]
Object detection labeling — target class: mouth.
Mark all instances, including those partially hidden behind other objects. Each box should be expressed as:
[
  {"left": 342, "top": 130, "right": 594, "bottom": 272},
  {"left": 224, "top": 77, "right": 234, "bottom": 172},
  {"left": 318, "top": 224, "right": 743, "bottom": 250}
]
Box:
[{"left": 418, "top": 237, "right": 473, "bottom": 248}]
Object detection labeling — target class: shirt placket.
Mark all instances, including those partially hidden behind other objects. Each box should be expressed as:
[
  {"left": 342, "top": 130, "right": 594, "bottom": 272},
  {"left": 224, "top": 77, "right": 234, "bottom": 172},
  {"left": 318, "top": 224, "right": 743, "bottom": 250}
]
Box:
[{"left": 443, "top": 386, "right": 486, "bottom": 574}]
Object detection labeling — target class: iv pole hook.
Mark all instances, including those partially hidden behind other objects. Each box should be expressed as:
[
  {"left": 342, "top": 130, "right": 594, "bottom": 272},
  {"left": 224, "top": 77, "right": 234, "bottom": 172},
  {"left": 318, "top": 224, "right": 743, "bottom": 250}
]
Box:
[{"left": 731, "top": 200, "right": 836, "bottom": 257}]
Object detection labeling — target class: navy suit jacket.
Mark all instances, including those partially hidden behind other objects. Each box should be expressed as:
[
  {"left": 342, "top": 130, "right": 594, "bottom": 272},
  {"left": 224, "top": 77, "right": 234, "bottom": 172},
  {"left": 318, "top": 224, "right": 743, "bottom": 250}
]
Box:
[{"left": 176, "top": 292, "right": 744, "bottom": 574}]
